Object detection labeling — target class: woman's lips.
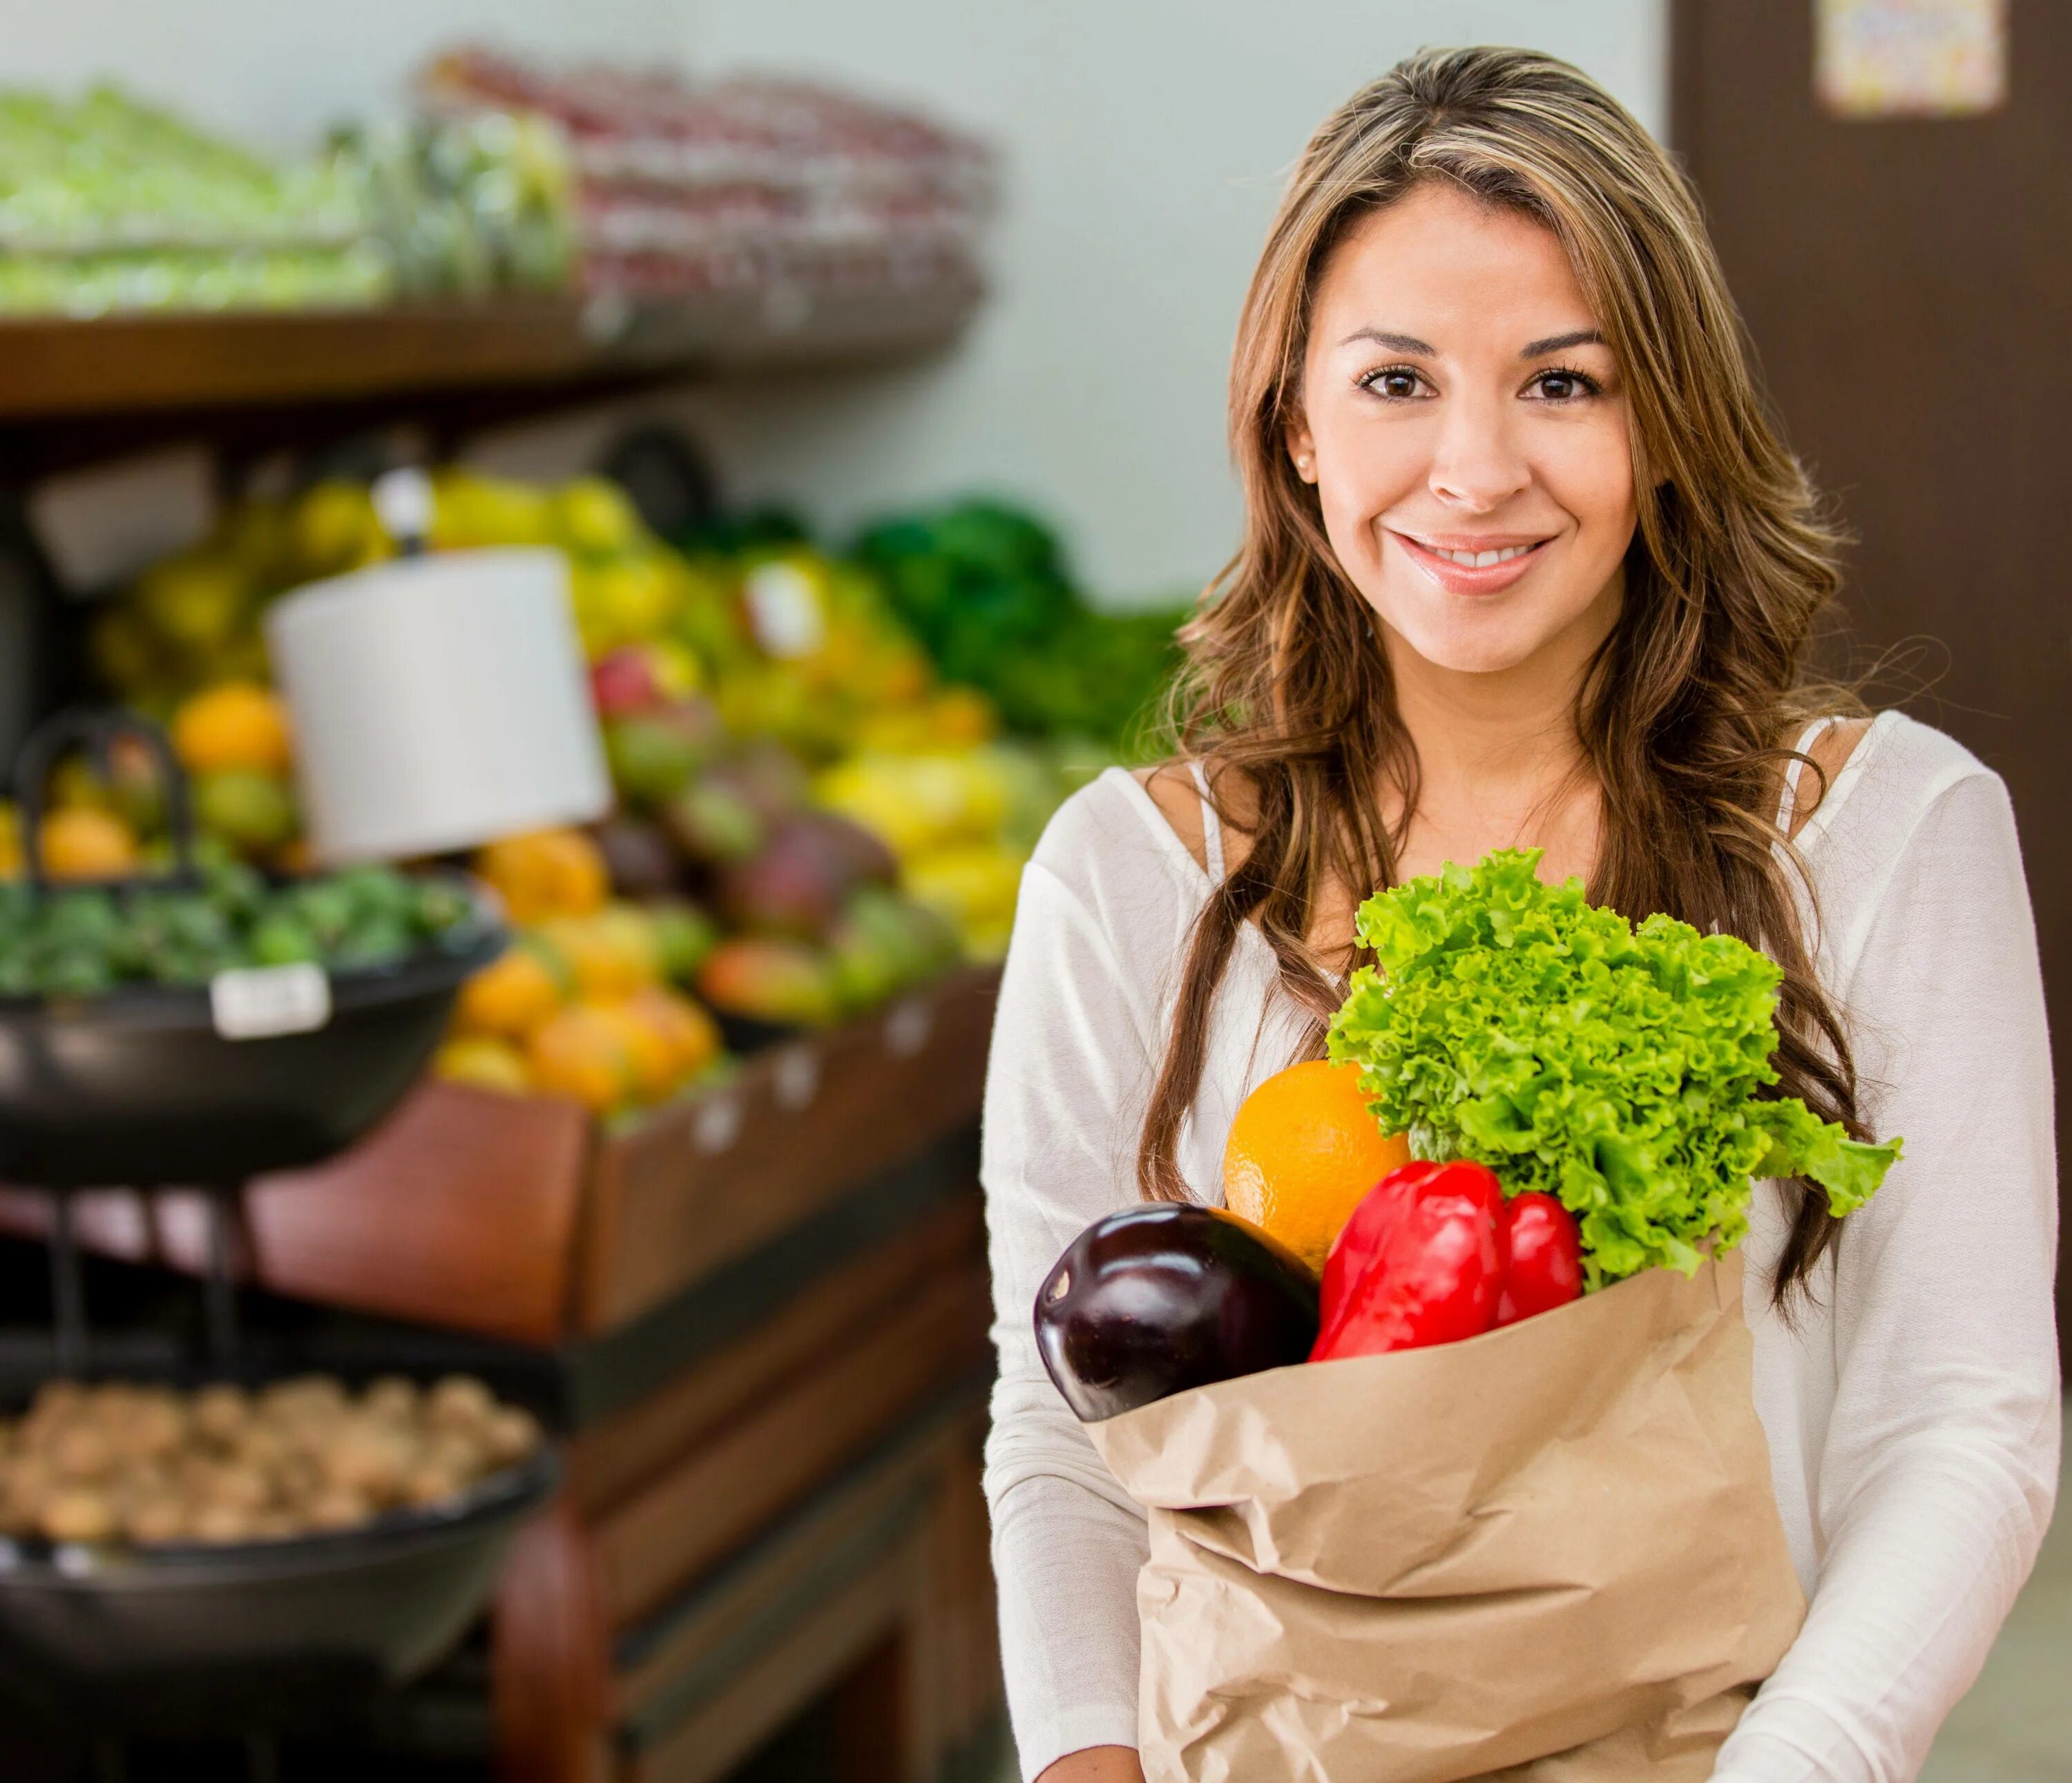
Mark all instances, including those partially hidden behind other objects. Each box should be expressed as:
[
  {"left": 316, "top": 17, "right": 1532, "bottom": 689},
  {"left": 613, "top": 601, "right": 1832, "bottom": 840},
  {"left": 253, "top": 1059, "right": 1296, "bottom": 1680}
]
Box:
[{"left": 1392, "top": 531, "right": 1551, "bottom": 595}]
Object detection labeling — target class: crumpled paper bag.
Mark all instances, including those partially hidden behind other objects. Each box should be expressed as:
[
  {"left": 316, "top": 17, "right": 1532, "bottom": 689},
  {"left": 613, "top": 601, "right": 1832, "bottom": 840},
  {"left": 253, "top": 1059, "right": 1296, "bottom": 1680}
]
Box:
[{"left": 1087, "top": 1254, "right": 1804, "bottom": 1782}]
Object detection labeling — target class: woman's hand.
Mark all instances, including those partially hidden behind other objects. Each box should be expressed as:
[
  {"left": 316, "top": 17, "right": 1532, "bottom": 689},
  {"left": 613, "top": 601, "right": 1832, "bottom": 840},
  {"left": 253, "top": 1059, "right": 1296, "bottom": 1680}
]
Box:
[{"left": 1037, "top": 1747, "right": 1145, "bottom": 1783}]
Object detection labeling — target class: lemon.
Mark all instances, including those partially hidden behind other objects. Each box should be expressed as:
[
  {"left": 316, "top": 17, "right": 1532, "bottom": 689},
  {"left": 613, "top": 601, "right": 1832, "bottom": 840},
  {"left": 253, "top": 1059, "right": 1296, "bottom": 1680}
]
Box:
[
  {"left": 89, "top": 607, "right": 166, "bottom": 699},
  {"left": 134, "top": 555, "right": 251, "bottom": 652},
  {"left": 570, "top": 557, "right": 679, "bottom": 655},
  {"left": 291, "top": 481, "right": 387, "bottom": 578},
  {"left": 550, "top": 477, "right": 645, "bottom": 557},
  {"left": 430, "top": 470, "right": 553, "bottom": 550},
  {"left": 434, "top": 1037, "right": 533, "bottom": 1097}
]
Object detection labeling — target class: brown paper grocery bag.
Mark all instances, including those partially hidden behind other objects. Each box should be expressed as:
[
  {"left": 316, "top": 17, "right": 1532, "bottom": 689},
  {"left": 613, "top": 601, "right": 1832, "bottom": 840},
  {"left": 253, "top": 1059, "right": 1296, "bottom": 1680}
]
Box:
[{"left": 1088, "top": 1255, "right": 1805, "bottom": 1783}]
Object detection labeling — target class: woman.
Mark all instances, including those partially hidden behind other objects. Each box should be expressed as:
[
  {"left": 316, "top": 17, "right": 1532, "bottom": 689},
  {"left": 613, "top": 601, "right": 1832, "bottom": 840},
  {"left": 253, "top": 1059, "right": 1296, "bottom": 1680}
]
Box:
[{"left": 979, "top": 46, "right": 2060, "bottom": 1783}]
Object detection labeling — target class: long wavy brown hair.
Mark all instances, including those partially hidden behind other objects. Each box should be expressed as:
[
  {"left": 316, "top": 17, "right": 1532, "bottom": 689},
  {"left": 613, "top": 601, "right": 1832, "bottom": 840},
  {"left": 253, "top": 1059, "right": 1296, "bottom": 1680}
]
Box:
[{"left": 1135, "top": 46, "right": 1868, "bottom": 1304}]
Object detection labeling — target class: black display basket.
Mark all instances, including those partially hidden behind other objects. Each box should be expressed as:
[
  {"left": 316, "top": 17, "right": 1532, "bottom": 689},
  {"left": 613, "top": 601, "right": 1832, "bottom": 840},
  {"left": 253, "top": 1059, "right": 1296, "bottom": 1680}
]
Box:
[
  {"left": 0, "top": 709, "right": 554, "bottom": 1770},
  {"left": 0, "top": 707, "right": 503, "bottom": 1191}
]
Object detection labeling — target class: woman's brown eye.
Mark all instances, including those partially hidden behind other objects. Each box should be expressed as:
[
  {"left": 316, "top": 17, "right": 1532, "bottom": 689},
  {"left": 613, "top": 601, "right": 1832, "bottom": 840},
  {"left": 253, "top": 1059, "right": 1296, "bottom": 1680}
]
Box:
[{"left": 1368, "top": 369, "right": 1420, "bottom": 399}]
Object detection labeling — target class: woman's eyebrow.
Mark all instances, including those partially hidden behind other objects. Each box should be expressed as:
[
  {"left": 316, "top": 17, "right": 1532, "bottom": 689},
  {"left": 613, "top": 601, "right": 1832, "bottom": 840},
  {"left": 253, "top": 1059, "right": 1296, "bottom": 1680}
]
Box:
[
  {"left": 1522, "top": 329, "right": 1605, "bottom": 356},
  {"left": 1337, "top": 327, "right": 1436, "bottom": 354}
]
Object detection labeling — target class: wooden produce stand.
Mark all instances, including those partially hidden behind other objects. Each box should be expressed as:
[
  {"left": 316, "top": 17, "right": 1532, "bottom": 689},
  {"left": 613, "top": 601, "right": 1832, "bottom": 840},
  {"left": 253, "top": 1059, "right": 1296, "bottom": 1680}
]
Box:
[
  {"left": 0, "top": 291, "right": 1003, "bottom": 1781},
  {"left": 0, "top": 963, "right": 1008, "bottom": 1782}
]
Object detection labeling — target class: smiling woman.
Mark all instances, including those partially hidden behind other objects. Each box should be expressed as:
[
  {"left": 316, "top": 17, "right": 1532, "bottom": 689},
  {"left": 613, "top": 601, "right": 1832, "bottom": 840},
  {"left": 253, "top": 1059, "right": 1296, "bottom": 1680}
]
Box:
[
  {"left": 1292, "top": 192, "right": 1635, "bottom": 691},
  {"left": 979, "top": 44, "right": 2059, "bottom": 1783},
  {"left": 1271, "top": 189, "right": 1635, "bottom": 893}
]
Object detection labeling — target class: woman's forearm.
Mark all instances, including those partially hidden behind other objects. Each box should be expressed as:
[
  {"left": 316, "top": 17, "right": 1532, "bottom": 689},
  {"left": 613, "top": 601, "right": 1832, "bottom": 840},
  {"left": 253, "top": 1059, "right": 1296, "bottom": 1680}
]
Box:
[{"left": 1038, "top": 1747, "right": 1144, "bottom": 1783}]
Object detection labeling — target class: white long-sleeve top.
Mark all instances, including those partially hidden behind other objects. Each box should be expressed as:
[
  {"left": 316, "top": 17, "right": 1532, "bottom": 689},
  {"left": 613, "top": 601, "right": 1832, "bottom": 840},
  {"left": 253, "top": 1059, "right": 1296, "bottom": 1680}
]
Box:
[{"left": 979, "top": 710, "right": 2060, "bottom": 1783}]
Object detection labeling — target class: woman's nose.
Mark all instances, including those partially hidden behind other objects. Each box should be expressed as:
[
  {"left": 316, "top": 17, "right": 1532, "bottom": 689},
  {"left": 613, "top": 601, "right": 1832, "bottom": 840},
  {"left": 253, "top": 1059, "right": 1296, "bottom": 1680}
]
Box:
[{"left": 1427, "top": 399, "right": 1530, "bottom": 512}]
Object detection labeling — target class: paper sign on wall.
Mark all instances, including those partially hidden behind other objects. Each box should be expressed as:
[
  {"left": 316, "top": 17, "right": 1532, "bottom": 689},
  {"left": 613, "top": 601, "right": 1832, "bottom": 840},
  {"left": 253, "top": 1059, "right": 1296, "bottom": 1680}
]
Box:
[{"left": 1816, "top": 0, "right": 2008, "bottom": 118}]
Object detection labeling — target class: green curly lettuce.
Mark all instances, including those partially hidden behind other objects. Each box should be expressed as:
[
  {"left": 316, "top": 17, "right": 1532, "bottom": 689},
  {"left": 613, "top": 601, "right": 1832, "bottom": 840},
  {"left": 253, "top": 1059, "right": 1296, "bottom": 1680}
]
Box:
[{"left": 1325, "top": 849, "right": 1901, "bottom": 1288}]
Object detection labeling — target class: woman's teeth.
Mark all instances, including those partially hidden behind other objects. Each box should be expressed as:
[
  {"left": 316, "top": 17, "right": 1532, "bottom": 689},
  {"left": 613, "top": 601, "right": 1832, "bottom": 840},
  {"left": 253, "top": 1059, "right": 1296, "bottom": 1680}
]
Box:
[{"left": 1428, "top": 543, "right": 1537, "bottom": 567}]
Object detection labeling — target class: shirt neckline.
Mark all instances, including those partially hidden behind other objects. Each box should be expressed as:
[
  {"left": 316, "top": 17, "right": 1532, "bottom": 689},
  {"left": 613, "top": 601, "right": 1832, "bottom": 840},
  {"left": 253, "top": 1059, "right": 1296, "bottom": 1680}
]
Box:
[
  {"left": 1104, "top": 715, "right": 1890, "bottom": 916},
  {"left": 1788, "top": 708, "right": 1894, "bottom": 851}
]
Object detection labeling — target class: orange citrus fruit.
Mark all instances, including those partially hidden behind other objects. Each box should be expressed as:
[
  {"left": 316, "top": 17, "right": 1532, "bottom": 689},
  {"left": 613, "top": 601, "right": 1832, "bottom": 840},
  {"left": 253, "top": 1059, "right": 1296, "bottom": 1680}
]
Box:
[
  {"left": 525, "top": 1005, "right": 637, "bottom": 1112},
  {"left": 626, "top": 985, "right": 720, "bottom": 1082},
  {"left": 1222, "top": 1060, "right": 1413, "bottom": 1275},
  {"left": 39, "top": 807, "right": 140, "bottom": 880},
  {"left": 171, "top": 682, "right": 294, "bottom": 777},
  {"left": 586, "top": 1001, "right": 678, "bottom": 1103},
  {"left": 454, "top": 945, "right": 566, "bottom": 1039},
  {"left": 475, "top": 829, "right": 609, "bottom": 925}
]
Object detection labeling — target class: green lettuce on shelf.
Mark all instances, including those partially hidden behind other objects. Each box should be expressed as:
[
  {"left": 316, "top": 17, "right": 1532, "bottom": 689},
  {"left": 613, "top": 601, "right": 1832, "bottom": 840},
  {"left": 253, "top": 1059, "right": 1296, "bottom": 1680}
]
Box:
[{"left": 1327, "top": 849, "right": 1902, "bottom": 1287}]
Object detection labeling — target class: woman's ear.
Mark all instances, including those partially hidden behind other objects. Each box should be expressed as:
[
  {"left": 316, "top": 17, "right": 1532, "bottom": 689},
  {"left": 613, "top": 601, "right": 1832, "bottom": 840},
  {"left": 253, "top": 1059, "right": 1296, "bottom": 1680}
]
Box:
[{"left": 1286, "top": 425, "right": 1318, "bottom": 485}]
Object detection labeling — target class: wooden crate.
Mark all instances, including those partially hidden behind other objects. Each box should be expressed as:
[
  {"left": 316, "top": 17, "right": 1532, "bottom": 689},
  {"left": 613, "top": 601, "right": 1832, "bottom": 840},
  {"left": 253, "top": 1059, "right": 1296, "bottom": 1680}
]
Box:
[{"left": 0, "top": 965, "right": 1001, "bottom": 1347}]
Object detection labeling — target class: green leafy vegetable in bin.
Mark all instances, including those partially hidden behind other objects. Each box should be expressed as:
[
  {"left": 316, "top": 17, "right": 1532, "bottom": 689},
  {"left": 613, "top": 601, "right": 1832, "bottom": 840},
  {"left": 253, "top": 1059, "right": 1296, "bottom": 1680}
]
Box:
[
  {"left": 0, "top": 857, "right": 490, "bottom": 1000},
  {"left": 1327, "top": 849, "right": 1902, "bottom": 1288}
]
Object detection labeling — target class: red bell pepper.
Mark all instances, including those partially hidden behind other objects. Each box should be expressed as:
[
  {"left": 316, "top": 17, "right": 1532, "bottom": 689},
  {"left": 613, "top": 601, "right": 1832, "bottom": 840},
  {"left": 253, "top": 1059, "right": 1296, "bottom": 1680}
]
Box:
[
  {"left": 1493, "top": 1192, "right": 1584, "bottom": 1327},
  {"left": 1313, "top": 1159, "right": 1443, "bottom": 1358},
  {"left": 1310, "top": 1160, "right": 1505, "bottom": 1361}
]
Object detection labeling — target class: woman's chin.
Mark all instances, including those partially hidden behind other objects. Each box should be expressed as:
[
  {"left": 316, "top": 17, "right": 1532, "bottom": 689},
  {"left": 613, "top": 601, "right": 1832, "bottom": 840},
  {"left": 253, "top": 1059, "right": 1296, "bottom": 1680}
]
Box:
[{"left": 1379, "top": 613, "right": 1547, "bottom": 677}]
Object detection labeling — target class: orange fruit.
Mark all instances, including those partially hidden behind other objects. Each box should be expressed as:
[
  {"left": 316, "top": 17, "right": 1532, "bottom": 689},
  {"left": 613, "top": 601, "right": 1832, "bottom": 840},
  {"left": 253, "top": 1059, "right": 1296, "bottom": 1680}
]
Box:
[
  {"left": 626, "top": 985, "right": 720, "bottom": 1083},
  {"left": 39, "top": 807, "right": 140, "bottom": 881},
  {"left": 476, "top": 829, "right": 609, "bottom": 925},
  {"left": 171, "top": 682, "right": 294, "bottom": 777},
  {"left": 539, "top": 908, "right": 660, "bottom": 1001},
  {"left": 525, "top": 1005, "right": 637, "bottom": 1112},
  {"left": 434, "top": 1037, "right": 533, "bottom": 1096},
  {"left": 1222, "top": 1060, "right": 1413, "bottom": 1275},
  {"left": 454, "top": 945, "right": 566, "bottom": 1039},
  {"left": 586, "top": 1001, "right": 678, "bottom": 1104}
]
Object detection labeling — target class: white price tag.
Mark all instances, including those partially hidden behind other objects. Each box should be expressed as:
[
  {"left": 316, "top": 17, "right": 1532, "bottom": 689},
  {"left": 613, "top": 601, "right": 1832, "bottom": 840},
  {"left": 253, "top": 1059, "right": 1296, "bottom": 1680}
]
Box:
[
  {"left": 773, "top": 1043, "right": 821, "bottom": 1110},
  {"left": 693, "top": 1092, "right": 743, "bottom": 1156},
  {"left": 742, "top": 561, "right": 828, "bottom": 659},
  {"left": 884, "top": 997, "right": 932, "bottom": 1058},
  {"left": 209, "top": 963, "right": 332, "bottom": 1041}
]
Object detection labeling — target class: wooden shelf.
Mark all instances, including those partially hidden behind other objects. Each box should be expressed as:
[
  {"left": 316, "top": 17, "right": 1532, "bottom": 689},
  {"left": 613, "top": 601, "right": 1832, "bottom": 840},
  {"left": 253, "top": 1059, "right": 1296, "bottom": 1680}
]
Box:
[
  {"left": 0, "top": 278, "right": 982, "bottom": 470},
  {"left": 0, "top": 300, "right": 593, "bottom": 421}
]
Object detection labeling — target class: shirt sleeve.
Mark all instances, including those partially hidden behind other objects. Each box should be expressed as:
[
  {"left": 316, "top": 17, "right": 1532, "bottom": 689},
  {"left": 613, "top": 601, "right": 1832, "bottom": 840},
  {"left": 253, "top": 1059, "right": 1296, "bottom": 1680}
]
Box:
[
  {"left": 980, "top": 855, "right": 1159, "bottom": 1780},
  {"left": 1711, "top": 770, "right": 2062, "bottom": 1781}
]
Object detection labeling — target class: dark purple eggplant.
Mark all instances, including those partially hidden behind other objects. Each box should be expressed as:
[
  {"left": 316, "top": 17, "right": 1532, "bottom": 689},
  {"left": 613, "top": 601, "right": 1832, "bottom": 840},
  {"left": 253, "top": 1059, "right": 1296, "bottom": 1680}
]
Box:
[{"left": 1034, "top": 1204, "right": 1318, "bottom": 1422}]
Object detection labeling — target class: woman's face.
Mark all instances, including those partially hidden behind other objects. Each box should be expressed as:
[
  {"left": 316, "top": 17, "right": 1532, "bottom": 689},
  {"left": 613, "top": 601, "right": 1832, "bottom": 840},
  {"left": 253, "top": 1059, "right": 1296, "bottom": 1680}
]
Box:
[{"left": 1292, "top": 182, "right": 1637, "bottom": 678}]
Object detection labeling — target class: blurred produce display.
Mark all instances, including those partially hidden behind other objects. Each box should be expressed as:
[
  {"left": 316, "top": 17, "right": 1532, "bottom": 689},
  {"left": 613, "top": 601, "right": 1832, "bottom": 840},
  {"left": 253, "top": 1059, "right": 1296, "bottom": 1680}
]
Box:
[
  {"left": 418, "top": 47, "right": 994, "bottom": 304},
  {"left": 0, "top": 81, "right": 575, "bottom": 316},
  {"left": 0, "top": 854, "right": 485, "bottom": 999},
  {"left": 329, "top": 109, "right": 575, "bottom": 298},
  {"left": 441, "top": 827, "right": 726, "bottom": 1112},
  {"left": 854, "top": 500, "right": 1190, "bottom": 749},
  {"left": 0, "top": 85, "right": 390, "bottom": 316},
  {"left": 47, "top": 457, "right": 1186, "bottom": 1116},
  {"left": 0, "top": 1374, "right": 541, "bottom": 1548},
  {"left": 0, "top": 55, "right": 987, "bottom": 318}
]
